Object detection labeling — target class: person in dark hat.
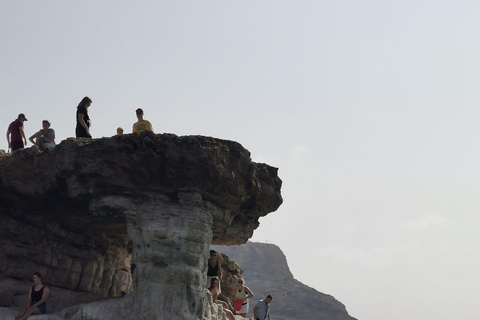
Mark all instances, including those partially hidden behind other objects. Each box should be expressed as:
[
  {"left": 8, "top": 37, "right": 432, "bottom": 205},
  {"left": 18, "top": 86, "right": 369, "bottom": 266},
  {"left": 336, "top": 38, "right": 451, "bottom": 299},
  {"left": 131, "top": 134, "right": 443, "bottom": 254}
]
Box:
[
  {"left": 132, "top": 108, "right": 153, "bottom": 134},
  {"left": 6, "top": 113, "right": 28, "bottom": 152}
]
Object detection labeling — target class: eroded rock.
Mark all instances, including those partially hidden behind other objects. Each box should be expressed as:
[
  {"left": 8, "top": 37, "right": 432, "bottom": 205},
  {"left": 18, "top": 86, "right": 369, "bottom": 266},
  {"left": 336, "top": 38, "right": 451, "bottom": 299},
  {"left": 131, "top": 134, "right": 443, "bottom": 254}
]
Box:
[{"left": 0, "top": 133, "right": 282, "bottom": 319}]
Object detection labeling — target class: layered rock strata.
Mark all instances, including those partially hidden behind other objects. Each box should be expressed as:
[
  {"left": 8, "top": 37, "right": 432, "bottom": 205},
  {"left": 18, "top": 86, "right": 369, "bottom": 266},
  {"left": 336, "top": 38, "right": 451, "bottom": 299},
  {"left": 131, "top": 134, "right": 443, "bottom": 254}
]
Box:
[{"left": 0, "top": 133, "right": 282, "bottom": 320}]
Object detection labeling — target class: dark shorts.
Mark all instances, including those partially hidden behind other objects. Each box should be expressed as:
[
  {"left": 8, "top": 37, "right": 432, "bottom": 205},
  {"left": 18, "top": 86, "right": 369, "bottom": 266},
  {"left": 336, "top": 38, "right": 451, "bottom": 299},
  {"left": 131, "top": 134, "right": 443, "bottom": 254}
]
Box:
[
  {"left": 11, "top": 141, "right": 24, "bottom": 151},
  {"left": 76, "top": 127, "right": 91, "bottom": 138},
  {"left": 31, "top": 302, "right": 46, "bottom": 314}
]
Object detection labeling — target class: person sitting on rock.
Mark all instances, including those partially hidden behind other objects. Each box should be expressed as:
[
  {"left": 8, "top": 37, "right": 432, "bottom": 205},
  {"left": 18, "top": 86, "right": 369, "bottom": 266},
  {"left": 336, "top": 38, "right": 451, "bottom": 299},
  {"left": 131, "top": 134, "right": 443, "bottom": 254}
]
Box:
[
  {"left": 208, "top": 277, "right": 235, "bottom": 320},
  {"left": 15, "top": 272, "right": 49, "bottom": 320},
  {"left": 116, "top": 127, "right": 124, "bottom": 135},
  {"left": 132, "top": 108, "right": 153, "bottom": 134},
  {"left": 29, "top": 120, "right": 56, "bottom": 151},
  {"left": 230, "top": 278, "right": 254, "bottom": 318}
]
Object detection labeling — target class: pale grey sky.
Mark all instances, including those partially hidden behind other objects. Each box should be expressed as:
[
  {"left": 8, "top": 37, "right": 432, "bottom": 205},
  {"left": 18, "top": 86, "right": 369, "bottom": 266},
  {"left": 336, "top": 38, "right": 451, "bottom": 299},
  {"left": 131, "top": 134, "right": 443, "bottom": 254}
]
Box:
[{"left": 2, "top": 2, "right": 480, "bottom": 320}]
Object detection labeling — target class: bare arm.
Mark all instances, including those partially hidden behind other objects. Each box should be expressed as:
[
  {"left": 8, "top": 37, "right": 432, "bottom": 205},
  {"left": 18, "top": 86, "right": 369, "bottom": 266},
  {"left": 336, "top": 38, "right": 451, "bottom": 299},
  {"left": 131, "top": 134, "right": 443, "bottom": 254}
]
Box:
[
  {"left": 26, "top": 288, "right": 32, "bottom": 307},
  {"left": 6, "top": 129, "right": 11, "bottom": 148},
  {"left": 245, "top": 287, "right": 254, "bottom": 299},
  {"left": 253, "top": 305, "right": 258, "bottom": 319},
  {"left": 29, "top": 132, "right": 38, "bottom": 145},
  {"left": 19, "top": 126, "right": 27, "bottom": 145},
  {"left": 44, "top": 131, "right": 55, "bottom": 143}
]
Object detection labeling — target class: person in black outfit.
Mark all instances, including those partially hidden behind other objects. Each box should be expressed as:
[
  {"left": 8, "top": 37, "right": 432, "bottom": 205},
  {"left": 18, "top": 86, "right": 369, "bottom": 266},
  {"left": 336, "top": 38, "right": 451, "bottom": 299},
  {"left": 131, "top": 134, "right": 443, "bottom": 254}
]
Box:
[
  {"left": 75, "top": 96, "right": 92, "bottom": 138},
  {"left": 15, "top": 272, "right": 49, "bottom": 320},
  {"left": 207, "top": 250, "right": 222, "bottom": 289}
]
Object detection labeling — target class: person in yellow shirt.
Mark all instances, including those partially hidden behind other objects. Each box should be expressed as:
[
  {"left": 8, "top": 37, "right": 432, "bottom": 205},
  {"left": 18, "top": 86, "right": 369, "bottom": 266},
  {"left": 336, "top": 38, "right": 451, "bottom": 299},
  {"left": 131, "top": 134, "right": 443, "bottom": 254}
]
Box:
[{"left": 132, "top": 108, "right": 154, "bottom": 134}]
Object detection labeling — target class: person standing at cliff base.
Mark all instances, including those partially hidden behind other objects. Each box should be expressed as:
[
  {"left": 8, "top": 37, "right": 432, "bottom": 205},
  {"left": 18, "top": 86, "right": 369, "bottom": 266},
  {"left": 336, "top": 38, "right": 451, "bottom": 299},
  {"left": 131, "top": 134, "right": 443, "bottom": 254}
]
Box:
[
  {"left": 230, "top": 278, "right": 254, "bottom": 318},
  {"left": 253, "top": 295, "right": 273, "bottom": 320},
  {"left": 132, "top": 108, "right": 153, "bottom": 134},
  {"left": 15, "top": 272, "right": 49, "bottom": 320},
  {"left": 29, "top": 120, "right": 56, "bottom": 151},
  {"left": 207, "top": 250, "right": 222, "bottom": 289},
  {"left": 6, "top": 113, "right": 28, "bottom": 152},
  {"left": 76, "top": 96, "right": 92, "bottom": 138}
]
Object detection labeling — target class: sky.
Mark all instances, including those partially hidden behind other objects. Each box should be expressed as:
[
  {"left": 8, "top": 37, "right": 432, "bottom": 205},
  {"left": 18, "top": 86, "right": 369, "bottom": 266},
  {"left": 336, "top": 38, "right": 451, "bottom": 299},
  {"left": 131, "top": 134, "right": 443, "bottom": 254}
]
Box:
[{"left": 1, "top": 1, "right": 480, "bottom": 320}]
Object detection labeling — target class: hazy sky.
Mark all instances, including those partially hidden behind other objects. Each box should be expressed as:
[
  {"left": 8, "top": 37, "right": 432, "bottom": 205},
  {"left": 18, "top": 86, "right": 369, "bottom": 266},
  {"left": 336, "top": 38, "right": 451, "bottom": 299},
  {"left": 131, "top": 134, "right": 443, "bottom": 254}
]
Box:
[{"left": 2, "top": 2, "right": 480, "bottom": 320}]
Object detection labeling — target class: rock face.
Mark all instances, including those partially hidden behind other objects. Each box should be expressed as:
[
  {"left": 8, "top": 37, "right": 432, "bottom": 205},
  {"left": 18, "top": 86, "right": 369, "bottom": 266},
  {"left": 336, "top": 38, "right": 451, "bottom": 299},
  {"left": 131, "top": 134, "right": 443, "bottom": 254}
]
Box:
[
  {"left": 0, "top": 133, "right": 282, "bottom": 320},
  {"left": 212, "top": 242, "right": 358, "bottom": 320}
]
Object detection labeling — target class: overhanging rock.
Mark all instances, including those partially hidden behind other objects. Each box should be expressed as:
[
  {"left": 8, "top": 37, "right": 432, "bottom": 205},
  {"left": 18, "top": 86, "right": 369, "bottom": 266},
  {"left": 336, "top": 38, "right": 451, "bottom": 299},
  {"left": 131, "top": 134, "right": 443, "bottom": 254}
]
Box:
[{"left": 0, "top": 133, "right": 282, "bottom": 319}]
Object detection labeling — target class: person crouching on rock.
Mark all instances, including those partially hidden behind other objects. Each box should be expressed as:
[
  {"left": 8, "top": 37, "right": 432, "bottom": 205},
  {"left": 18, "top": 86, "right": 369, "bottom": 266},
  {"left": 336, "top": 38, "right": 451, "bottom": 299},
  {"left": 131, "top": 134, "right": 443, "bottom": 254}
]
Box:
[
  {"left": 15, "top": 272, "right": 49, "bottom": 320},
  {"left": 29, "top": 120, "right": 56, "bottom": 151},
  {"left": 230, "top": 278, "right": 254, "bottom": 318},
  {"left": 208, "top": 277, "right": 235, "bottom": 320}
]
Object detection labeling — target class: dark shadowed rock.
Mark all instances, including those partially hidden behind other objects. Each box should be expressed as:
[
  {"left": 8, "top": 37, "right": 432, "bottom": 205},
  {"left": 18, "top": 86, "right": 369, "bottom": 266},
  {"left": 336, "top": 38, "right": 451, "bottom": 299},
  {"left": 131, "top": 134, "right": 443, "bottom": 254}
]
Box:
[{"left": 0, "top": 133, "right": 282, "bottom": 320}]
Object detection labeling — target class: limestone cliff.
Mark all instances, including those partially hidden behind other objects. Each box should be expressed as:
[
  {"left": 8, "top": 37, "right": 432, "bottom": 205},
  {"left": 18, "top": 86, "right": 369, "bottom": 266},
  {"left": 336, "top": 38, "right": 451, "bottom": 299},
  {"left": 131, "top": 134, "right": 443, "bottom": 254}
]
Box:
[{"left": 0, "top": 133, "right": 282, "bottom": 320}]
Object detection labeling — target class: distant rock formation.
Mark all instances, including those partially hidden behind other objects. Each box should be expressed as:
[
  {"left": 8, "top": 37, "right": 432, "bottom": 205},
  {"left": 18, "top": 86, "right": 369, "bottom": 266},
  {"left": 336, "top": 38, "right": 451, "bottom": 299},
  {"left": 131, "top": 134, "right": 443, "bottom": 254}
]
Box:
[
  {"left": 212, "top": 242, "right": 358, "bottom": 320},
  {"left": 0, "top": 133, "right": 282, "bottom": 320}
]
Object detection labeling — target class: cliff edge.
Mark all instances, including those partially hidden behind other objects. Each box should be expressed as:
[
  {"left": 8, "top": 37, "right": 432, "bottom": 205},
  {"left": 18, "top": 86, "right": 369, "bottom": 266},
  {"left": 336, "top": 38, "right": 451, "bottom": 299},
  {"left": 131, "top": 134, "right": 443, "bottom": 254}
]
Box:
[{"left": 0, "top": 133, "right": 282, "bottom": 320}]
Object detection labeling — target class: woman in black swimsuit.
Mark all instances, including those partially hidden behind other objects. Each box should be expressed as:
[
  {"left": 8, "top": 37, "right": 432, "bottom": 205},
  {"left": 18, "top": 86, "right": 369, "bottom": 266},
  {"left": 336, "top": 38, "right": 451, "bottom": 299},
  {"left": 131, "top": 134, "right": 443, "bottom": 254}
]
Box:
[{"left": 15, "top": 272, "right": 49, "bottom": 320}]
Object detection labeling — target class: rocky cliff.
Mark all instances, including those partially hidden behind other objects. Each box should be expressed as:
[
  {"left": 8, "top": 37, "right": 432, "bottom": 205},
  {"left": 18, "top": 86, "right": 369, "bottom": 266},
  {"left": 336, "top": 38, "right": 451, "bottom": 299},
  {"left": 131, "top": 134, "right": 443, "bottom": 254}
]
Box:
[
  {"left": 212, "top": 242, "right": 357, "bottom": 320},
  {"left": 0, "top": 133, "right": 282, "bottom": 320}
]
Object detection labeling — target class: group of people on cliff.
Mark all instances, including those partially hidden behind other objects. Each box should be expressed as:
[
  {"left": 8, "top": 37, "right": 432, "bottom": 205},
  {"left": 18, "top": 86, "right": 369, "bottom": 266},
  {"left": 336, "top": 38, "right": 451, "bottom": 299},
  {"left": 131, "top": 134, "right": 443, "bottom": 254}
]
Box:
[
  {"left": 5, "top": 96, "right": 154, "bottom": 154},
  {"left": 207, "top": 250, "right": 273, "bottom": 320}
]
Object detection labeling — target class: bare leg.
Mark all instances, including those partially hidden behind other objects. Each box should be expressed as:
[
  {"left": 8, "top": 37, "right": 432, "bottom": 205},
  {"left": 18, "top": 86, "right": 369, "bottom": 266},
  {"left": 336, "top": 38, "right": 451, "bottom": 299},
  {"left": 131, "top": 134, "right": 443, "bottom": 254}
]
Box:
[
  {"left": 17, "top": 306, "right": 40, "bottom": 320},
  {"left": 225, "top": 309, "right": 235, "bottom": 320},
  {"left": 217, "top": 300, "right": 229, "bottom": 310},
  {"left": 15, "top": 307, "right": 28, "bottom": 320},
  {"left": 35, "top": 138, "right": 43, "bottom": 151}
]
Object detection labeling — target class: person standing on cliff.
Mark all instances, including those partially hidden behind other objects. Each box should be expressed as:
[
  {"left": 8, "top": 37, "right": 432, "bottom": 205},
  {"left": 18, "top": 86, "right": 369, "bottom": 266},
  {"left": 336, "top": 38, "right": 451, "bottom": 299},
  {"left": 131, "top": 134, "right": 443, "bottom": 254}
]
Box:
[
  {"left": 253, "top": 295, "right": 273, "bottom": 320},
  {"left": 132, "top": 108, "right": 153, "bottom": 133},
  {"left": 75, "top": 96, "right": 92, "bottom": 138},
  {"left": 207, "top": 250, "right": 222, "bottom": 289},
  {"left": 6, "top": 113, "right": 28, "bottom": 152},
  {"left": 14, "top": 272, "right": 49, "bottom": 320}
]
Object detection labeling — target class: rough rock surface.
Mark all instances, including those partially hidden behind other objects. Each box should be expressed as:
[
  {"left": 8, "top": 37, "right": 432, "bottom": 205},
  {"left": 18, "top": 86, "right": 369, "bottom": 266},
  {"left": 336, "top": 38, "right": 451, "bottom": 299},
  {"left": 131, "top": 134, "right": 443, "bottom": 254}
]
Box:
[
  {"left": 212, "top": 242, "right": 358, "bottom": 320},
  {"left": 0, "top": 133, "right": 282, "bottom": 320}
]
